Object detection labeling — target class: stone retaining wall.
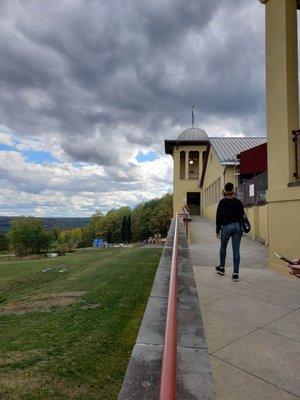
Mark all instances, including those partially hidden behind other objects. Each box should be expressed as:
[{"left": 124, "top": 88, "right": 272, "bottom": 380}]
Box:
[{"left": 118, "top": 218, "right": 215, "bottom": 400}]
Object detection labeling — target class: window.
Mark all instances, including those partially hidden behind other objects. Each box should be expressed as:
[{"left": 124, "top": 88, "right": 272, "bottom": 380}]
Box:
[
  {"left": 188, "top": 151, "right": 199, "bottom": 179},
  {"left": 205, "top": 176, "right": 222, "bottom": 206}
]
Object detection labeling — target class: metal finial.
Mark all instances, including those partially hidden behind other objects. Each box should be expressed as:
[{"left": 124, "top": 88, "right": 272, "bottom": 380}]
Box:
[{"left": 192, "top": 106, "right": 196, "bottom": 127}]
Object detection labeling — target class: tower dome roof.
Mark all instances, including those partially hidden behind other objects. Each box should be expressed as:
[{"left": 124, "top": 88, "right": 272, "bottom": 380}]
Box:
[{"left": 177, "top": 127, "right": 208, "bottom": 141}]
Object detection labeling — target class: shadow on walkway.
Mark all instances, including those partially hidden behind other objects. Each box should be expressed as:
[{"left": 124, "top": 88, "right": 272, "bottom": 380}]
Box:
[{"left": 190, "top": 216, "right": 300, "bottom": 400}]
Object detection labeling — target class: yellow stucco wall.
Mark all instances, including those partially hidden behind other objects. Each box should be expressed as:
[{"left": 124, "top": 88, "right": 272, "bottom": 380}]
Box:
[
  {"left": 258, "top": 204, "right": 269, "bottom": 243},
  {"left": 202, "top": 145, "right": 238, "bottom": 221},
  {"left": 224, "top": 167, "right": 237, "bottom": 188},
  {"left": 264, "top": 0, "right": 300, "bottom": 273},
  {"left": 203, "top": 203, "right": 218, "bottom": 223},
  {"left": 265, "top": 0, "right": 299, "bottom": 188},
  {"left": 173, "top": 145, "right": 206, "bottom": 215},
  {"left": 245, "top": 207, "right": 255, "bottom": 236},
  {"left": 267, "top": 198, "right": 300, "bottom": 274},
  {"left": 173, "top": 180, "right": 201, "bottom": 215},
  {"left": 202, "top": 146, "right": 223, "bottom": 220},
  {"left": 244, "top": 204, "right": 269, "bottom": 244},
  {"left": 202, "top": 146, "right": 224, "bottom": 189}
]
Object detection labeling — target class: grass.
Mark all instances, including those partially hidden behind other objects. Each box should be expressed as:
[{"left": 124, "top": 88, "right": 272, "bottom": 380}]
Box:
[{"left": 0, "top": 247, "right": 162, "bottom": 399}]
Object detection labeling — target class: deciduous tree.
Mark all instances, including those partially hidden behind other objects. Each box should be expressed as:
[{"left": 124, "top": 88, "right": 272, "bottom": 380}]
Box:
[{"left": 8, "top": 217, "right": 53, "bottom": 257}]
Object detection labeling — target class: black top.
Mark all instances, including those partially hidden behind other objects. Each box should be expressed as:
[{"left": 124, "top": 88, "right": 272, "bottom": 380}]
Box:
[{"left": 216, "top": 197, "right": 244, "bottom": 233}]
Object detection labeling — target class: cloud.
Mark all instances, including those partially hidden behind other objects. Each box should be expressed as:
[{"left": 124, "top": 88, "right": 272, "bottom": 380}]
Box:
[
  {"left": 0, "top": 132, "right": 13, "bottom": 146},
  {"left": 0, "top": 150, "right": 172, "bottom": 216},
  {"left": 0, "top": 0, "right": 266, "bottom": 216}
]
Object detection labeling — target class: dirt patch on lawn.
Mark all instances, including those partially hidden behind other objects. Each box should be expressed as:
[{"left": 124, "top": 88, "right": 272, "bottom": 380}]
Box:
[
  {"left": 0, "top": 370, "right": 96, "bottom": 400},
  {"left": 0, "top": 372, "right": 42, "bottom": 399},
  {"left": 0, "top": 349, "right": 44, "bottom": 367},
  {"left": 0, "top": 291, "right": 86, "bottom": 315}
]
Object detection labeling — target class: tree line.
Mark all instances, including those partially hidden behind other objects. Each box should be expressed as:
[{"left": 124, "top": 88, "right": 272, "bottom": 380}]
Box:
[
  {"left": 0, "top": 193, "right": 172, "bottom": 256},
  {"left": 80, "top": 193, "right": 172, "bottom": 246}
]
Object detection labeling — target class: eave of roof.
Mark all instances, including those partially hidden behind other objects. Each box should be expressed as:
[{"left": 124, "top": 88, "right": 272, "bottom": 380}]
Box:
[
  {"left": 164, "top": 139, "right": 209, "bottom": 155},
  {"left": 222, "top": 161, "right": 238, "bottom": 166},
  {"left": 259, "top": 0, "right": 300, "bottom": 7},
  {"left": 200, "top": 143, "right": 211, "bottom": 187}
]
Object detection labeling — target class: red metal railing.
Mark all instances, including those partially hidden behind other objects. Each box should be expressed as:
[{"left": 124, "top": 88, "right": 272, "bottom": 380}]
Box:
[
  {"left": 159, "top": 214, "right": 179, "bottom": 400},
  {"left": 292, "top": 130, "right": 300, "bottom": 179}
]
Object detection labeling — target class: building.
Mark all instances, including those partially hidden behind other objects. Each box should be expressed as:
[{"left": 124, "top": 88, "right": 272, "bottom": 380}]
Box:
[
  {"left": 239, "top": 142, "right": 267, "bottom": 182},
  {"left": 165, "top": 0, "right": 300, "bottom": 274},
  {"left": 165, "top": 122, "right": 298, "bottom": 273},
  {"left": 165, "top": 127, "right": 266, "bottom": 221},
  {"left": 260, "top": 0, "right": 300, "bottom": 273}
]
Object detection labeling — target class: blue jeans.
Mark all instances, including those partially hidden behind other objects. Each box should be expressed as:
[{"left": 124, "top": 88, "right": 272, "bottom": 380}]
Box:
[{"left": 220, "top": 222, "right": 242, "bottom": 274}]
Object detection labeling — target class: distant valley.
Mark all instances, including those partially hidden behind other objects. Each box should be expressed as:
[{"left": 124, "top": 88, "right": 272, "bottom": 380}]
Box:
[{"left": 0, "top": 216, "right": 90, "bottom": 233}]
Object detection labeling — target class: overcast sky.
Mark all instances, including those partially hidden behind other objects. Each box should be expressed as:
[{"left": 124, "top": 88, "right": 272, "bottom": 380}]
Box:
[{"left": 0, "top": 0, "right": 267, "bottom": 217}]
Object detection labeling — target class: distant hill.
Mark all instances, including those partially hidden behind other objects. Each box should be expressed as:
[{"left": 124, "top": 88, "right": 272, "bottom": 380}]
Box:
[{"left": 0, "top": 216, "right": 90, "bottom": 234}]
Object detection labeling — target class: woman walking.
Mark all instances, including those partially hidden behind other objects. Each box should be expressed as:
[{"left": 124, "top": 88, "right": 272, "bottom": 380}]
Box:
[{"left": 215, "top": 182, "right": 244, "bottom": 282}]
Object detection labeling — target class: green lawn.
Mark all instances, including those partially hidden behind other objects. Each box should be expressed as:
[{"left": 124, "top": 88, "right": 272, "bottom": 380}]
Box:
[{"left": 0, "top": 247, "right": 161, "bottom": 399}]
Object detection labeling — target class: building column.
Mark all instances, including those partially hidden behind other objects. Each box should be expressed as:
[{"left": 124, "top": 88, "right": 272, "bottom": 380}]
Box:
[
  {"left": 265, "top": 0, "right": 299, "bottom": 188},
  {"left": 261, "top": 0, "right": 300, "bottom": 273},
  {"left": 185, "top": 151, "right": 189, "bottom": 180},
  {"left": 199, "top": 151, "right": 203, "bottom": 179}
]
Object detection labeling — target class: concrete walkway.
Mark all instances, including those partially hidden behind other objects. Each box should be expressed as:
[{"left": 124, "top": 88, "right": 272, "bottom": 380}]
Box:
[{"left": 190, "top": 216, "right": 300, "bottom": 400}]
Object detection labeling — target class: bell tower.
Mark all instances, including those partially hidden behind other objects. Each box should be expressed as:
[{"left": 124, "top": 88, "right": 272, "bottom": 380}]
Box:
[{"left": 165, "top": 127, "right": 209, "bottom": 216}]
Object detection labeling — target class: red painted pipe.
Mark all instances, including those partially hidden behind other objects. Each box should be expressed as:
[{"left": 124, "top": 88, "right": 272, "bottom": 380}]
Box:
[{"left": 159, "top": 214, "right": 179, "bottom": 400}]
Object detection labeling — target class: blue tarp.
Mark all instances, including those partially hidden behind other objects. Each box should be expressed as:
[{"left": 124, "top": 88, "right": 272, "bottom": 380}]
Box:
[{"left": 93, "top": 238, "right": 105, "bottom": 248}]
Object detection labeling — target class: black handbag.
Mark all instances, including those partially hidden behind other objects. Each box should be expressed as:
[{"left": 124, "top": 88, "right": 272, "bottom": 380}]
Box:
[{"left": 240, "top": 212, "right": 251, "bottom": 233}]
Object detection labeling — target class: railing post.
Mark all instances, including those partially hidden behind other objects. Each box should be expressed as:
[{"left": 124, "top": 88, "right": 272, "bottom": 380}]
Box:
[
  {"left": 292, "top": 130, "right": 300, "bottom": 179},
  {"left": 179, "top": 206, "right": 191, "bottom": 240},
  {"left": 185, "top": 219, "right": 188, "bottom": 239}
]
